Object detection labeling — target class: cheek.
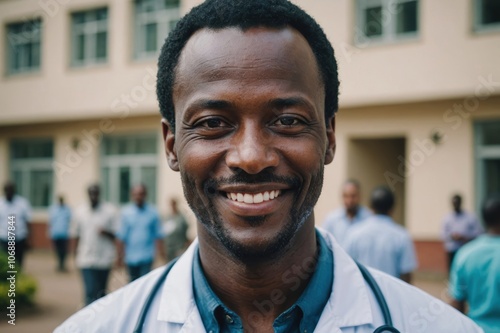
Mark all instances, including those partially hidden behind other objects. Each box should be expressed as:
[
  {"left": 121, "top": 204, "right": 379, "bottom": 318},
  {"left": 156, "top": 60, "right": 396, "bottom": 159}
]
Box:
[
  {"left": 177, "top": 142, "right": 225, "bottom": 183},
  {"left": 278, "top": 138, "right": 325, "bottom": 175}
]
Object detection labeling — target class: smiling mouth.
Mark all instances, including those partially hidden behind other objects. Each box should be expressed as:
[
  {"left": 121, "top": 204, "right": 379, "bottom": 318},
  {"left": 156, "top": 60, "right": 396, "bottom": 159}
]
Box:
[{"left": 224, "top": 190, "right": 282, "bottom": 204}]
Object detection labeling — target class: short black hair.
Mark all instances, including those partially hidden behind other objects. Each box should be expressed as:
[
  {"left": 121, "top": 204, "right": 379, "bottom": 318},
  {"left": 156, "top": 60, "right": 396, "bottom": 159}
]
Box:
[
  {"left": 370, "top": 186, "right": 395, "bottom": 215},
  {"left": 482, "top": 196, "right": 500, "bottom": 228},
  {"left": 157, "top": 0, "right": 339, "bottom": 130}
]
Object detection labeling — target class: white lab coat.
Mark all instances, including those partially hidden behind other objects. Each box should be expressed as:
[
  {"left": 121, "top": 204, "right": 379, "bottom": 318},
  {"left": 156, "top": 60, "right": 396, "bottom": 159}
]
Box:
[{"left": 54, "top": 229, "right": 483, "bottom": 333}]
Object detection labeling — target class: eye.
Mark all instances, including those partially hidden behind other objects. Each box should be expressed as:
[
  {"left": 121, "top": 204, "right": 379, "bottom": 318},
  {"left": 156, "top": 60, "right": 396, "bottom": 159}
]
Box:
[
  {"left": 196, "top": 117, "right": 228, "bottom": 129},
  {"left": 275, "top": 116, "right": 301, "bottom": 126}
]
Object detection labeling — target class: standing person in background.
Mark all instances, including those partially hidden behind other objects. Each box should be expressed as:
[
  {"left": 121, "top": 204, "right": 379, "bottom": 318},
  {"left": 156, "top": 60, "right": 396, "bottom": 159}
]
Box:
[
  {"left": 48, "top": 195, "right": 72, "bottom": 272},
  {"left": 117, "top": 184, "right": 164, "bottom": 282},
  {"left": 163, "top": 198, "right": 189, "bottom": 261},
  {"left": 441, "top": 194, "right": 484, "bottom": 272},
  {"left": 0, "top": 181, "right": 32, "bottom": 269},
  {"left": 345, "top": 186, "right": 418, "bottom": 283},
  {"left": 72, "top": 184, "right": 118, "bottom": 305},
  {"left": 322, "top": 179, "right": 371, "bottom": 247},
  {"left": 449, "top": 196, "right": 500, "bottom": 333}
]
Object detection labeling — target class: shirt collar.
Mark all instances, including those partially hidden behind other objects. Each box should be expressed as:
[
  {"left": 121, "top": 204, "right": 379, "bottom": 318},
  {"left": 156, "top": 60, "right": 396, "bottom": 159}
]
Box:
[{"left": 192, "top": 231, "right": 333, "bottom": 333}]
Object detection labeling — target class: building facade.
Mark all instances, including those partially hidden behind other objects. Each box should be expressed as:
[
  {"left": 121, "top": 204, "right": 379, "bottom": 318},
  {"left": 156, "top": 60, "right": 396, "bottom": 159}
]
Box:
[{"left": 1, "top": 0, "right": 499, "bottom": 274}]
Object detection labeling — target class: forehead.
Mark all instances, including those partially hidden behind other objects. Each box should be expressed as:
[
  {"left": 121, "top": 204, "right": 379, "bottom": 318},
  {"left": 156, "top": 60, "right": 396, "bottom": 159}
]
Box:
[{"left": 173, "top": 26, "right": 323, "bottom": 98}]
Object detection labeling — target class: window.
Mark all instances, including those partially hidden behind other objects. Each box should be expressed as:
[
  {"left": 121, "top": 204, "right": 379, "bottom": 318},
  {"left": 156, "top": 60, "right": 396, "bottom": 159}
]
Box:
[
  {"left": 71, "top": 8, "right": 108, "bottom": 66},
  {"left": 475, "top": 121, "right": 500, "bottom": 210},
  {"left": 134, "top": 0, "right": 180, "bottom": 59},
  {"left": 474, "top": 0, "right": 500, "bottom": 33},
  {"left": 101, "top": 134, "right": 158, "bottom": 205},
  {"left": 356, "top": 0, "right": 418, "bottom": 44},
  {"left": 10, "top": 139, "right": 54, "bottom": 208},
  {"left": 5, "top": 19, "right": 42, "bottom": 75}
]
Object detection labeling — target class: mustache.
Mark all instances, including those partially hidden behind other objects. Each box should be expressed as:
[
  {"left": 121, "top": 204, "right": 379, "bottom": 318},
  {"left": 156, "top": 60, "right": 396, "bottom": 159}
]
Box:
[{"left": 203, "top": 169, "right": 301, "bottom": 196}]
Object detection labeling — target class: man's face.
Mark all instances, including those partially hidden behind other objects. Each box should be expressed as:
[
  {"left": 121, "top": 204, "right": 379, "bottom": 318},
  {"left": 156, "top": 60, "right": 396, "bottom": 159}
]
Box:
[
  {"left": 163, "top": 27, "right": 335, "bottom": 261},
  {"left": 342, "top": 183, "right": 360, "bottom": 212},
  {"left": 4, "top": 184, "right": 15, "bottom": 201},
  {"left": 452, "top": 196, "right": 462, "bottom": 212},
  {"left": 88, "top": 186, "right": 100, "bottom": 206},
  {"left": 132, "top": 186, "right": 147, "bottom": 207}
]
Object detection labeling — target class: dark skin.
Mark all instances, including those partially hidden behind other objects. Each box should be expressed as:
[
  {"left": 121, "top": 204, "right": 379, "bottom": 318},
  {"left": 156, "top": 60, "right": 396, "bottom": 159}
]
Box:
[
  {"left": 450, "top": 196, "right": 473, "bottom": 242},
  {"left": 343, "top": 182, "right": 361, "bottom": 220},
  {"left": 116, "top": 185, "right": 165, "bottom": 266},
  {"left": 4, "top": 182, "right": 32, "bottom": 247},
  {"left": 162, "top": 27, "right": 335, "bottom": 332}
]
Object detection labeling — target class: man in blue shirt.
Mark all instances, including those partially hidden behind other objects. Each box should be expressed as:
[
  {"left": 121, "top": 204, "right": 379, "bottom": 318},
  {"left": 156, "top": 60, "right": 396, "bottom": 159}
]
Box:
[
  {"left": 449, "top": 196, "right": 500, "bottom": 333},
  {"left": 48, "top": 195, "right": 72, "bottom": 272},
  {"left": 322, "top": 179, "right": 371, "bottom": 248},
  {"left": 345, "top": 186, "right": 418, "bottom": 283},
  {"left": 117, "top": 184, "right": 164, "bottom": 282}
]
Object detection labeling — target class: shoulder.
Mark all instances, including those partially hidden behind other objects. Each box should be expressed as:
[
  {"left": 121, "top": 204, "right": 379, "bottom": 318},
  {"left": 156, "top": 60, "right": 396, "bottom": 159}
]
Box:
[
  {"left": 369, "top": 269, "right": 483, "bottom": 332},
  {"left": 54, "top": 266, "right": 167, "bottom": 333},
  {"left": 454, "top": 237, "right": 485, "bottom": 262}
]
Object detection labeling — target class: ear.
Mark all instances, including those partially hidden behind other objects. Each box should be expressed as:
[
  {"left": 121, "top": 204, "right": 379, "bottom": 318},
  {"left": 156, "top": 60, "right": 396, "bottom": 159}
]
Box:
[
  {"left": 324, "top": 116, "right": 336, "bottom": 165},
  {"left": 162, "top": 119, "right": 179, "bottom": 172}
]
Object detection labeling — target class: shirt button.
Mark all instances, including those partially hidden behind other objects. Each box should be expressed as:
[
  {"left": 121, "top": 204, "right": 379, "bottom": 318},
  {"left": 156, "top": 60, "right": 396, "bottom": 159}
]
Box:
[{"left": 225, "top": 314, "right": 234, "bottom": 324}]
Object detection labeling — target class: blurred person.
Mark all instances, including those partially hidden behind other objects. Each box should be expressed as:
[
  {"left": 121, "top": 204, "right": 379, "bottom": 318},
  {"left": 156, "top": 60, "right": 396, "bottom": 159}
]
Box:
[
  {"left": 449, "top": 196, "right": 500, "bottom": 333},
  {"left": 117, "top": 184, "right": 164, "bottom": 282},
  {"left": 344, "top": 186, "right": 418, "bottom": 283},
  {"left": 72, "top": 184, "right": 118, "bottom": 305},
  {"left": 48, "top": 195, "right": 72, "bottom": 272},
  {"left": 0, "top": 181, "right": 32, "bottom": 269},
  {"left": 55, "top": 1, "right": 482, "bottom": 332},
  {"left": 441, "top": 194, "right": 484, "bottom": 271},
  {"left": 322, "top": 179, "right": 371, "bottom": 247},
  {"left": 163, "top": 198, "right": 189, "bottom": 261}
]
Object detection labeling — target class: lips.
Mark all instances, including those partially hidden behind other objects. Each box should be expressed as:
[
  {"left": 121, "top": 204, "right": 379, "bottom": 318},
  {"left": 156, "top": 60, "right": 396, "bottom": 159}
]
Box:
[{"left": 225, "top": 190, "right": 281, "bottom": 204}]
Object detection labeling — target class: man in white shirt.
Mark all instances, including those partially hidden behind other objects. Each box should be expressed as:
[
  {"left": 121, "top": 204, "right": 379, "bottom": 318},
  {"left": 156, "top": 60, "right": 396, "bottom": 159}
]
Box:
[
  {"left": 0, "top": 181, "right": 32, "bottom": 269},
  {"left": 72, "top": 184, "right": 118, "bottom": 305},
  {"left": 55, "top": 1, "right": 482, "bottom": 332},
  {"left": 322, "top": 179, "right": 371, "bottom": 247}
]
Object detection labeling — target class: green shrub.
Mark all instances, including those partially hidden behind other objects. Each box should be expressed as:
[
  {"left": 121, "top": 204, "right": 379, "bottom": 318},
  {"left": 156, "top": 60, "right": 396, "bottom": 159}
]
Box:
[{"left": 0, "top": 251, "right": 37, "bottom": 310}]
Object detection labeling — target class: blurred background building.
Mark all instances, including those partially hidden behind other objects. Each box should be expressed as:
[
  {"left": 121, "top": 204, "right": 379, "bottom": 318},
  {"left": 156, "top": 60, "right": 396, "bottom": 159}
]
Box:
[{"left": 0, "top": 0, "right": 499, "bottom": 274}]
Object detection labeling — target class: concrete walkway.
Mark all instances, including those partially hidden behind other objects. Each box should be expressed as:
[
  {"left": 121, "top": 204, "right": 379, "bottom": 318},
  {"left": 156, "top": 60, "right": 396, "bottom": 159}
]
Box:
[{"left": 1, "top": 251, "right": 451, "bottom": 333}]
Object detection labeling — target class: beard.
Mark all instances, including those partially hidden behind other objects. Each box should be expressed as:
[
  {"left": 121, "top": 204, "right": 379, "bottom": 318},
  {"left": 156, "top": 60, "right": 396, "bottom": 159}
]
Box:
[{"left": 180, "top": 167, "right": 325, "bottom": 263}]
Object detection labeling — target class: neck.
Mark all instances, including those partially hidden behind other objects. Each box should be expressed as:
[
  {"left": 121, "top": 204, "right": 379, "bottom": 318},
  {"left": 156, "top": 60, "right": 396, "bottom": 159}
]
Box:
[
  {"left": 198, "top": 218, "right": 317, "bottom": 330},
  {"left": 346, "top": 206, "right": 358, "bottom": 219}
]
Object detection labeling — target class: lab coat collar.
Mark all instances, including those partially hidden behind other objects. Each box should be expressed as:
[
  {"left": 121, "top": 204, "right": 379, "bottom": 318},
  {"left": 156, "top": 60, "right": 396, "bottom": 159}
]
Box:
[
  {"left": 157, "top": 230, "right": 374, "bottom": 330},
  {"left": 317, "top": 229, "right": 374, "bottom": 329}
]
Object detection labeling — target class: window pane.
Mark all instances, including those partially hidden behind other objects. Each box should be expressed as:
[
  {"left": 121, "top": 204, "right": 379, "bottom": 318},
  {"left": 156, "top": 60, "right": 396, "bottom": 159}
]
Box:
[
  {"left": 481, "top": 0, "right": 500, "bottom": 25},
  {"left": 119, "top": 167, "right": 131, "bottom": 204},
  {"left": 6, "top": 19, "right": 41, "bottom": 73},
  {"left": 484, "top": 159, "right": 500, "bottom": 200},
  {"left": 95, "top": 31, "right": 107, "bottom": 59},
  {"left": 76, "top": 34, "right": 85, "bottom": 61},
  {"left": 145, "top": 23, "right": 158, "bottom": 52},
  {"left": 11, "top": 140, "right": 53, "bottom": 159},
  {"left": 141, "top": 166, "right": 157, "bottom": 204},
  {"left": 12, "top": 170, "right": 24, "bottom": 199},
  {"left": 102, "top": 167, "right": 111, "bottom": 202},
  {"left": 136, "top": 136, "right": 157, "bottom": 154},
  {"left": 364, "top": 6, "right": 383, "bottom": 37},
  {"left": 30, "top": 170, "right": 53, "bottom": 207},
  {"left": 481, "top": 122, "right": 500, "bottom": 146},
  {"left": 396, "top": 1, "right": 418, "bottom": 34}
]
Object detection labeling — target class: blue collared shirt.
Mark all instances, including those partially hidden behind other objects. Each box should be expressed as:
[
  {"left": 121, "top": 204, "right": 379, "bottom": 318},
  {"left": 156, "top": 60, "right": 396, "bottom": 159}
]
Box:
[
  {"left": 344, "top": 214, "right": 418, "bottom": 277},
  {"left": 192, "top": 231, "right": 334, "bottom": 333},
  {"left": 322, "top": 206, "right": 371, "bottom": 248},
  {"left": 48, "top": 203, "right": 72, "bottom": 239},
  {"left": 118, "top": 203, "right": 163, "bottom": 265}
]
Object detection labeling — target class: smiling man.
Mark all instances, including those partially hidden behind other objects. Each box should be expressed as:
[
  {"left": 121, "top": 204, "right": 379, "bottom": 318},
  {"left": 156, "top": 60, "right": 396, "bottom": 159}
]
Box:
[{"left": 55, "top": 1, "right": 483, "bottom": 332}]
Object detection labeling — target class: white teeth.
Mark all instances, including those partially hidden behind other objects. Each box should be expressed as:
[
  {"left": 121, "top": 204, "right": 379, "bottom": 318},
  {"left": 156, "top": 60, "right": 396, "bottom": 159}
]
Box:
[{"left": 226, "top": 190, "right": 281, "bottom": 204}]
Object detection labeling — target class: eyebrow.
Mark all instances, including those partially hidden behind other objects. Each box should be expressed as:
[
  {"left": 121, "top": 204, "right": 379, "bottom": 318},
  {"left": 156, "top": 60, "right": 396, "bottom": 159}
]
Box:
[{"left": 183, "top": 96, "right": 316, "bottom": 119}]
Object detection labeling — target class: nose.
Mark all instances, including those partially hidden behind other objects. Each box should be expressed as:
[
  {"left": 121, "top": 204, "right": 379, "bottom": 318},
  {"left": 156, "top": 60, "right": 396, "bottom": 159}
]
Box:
[{"left": 225, "top": 123, "right": 279, "bottom": 174}]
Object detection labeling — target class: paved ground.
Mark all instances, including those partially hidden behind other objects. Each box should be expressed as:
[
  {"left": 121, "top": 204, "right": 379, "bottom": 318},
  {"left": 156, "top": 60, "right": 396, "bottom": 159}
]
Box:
[{"left": 1, "top": 251, "right": 451, "bottom": 333}]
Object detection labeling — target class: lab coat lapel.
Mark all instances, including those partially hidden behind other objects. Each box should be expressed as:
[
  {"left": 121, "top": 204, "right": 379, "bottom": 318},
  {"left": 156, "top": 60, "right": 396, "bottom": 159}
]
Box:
[{"left": 316, "top": 230, "right": 374, "bottom": 330}]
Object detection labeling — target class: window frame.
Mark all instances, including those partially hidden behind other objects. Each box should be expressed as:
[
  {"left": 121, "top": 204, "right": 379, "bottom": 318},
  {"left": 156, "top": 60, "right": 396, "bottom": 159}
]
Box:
[
  {"left": 355, "top": 0, "right": 419, "bottom": 46},
  {"left": 473, "top": 0, "right": 500, "bottom": 34},
  {"left": 5, "top": 18, "right": 42, "bottom": 75},
  {"left": 70, "top": 7, "right": 109, "bottom": 67},
  {"left": 133, "top": 0, "right": 181, "bottom": 60},
  {"left": 9, "top": 138, "right": 54, "bottom": 209}
]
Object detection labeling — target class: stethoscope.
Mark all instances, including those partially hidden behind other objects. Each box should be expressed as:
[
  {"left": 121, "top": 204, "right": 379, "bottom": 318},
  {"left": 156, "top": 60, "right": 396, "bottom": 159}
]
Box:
[{"left": 133, "top": 258, "right": 401, "bottom": 333}]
